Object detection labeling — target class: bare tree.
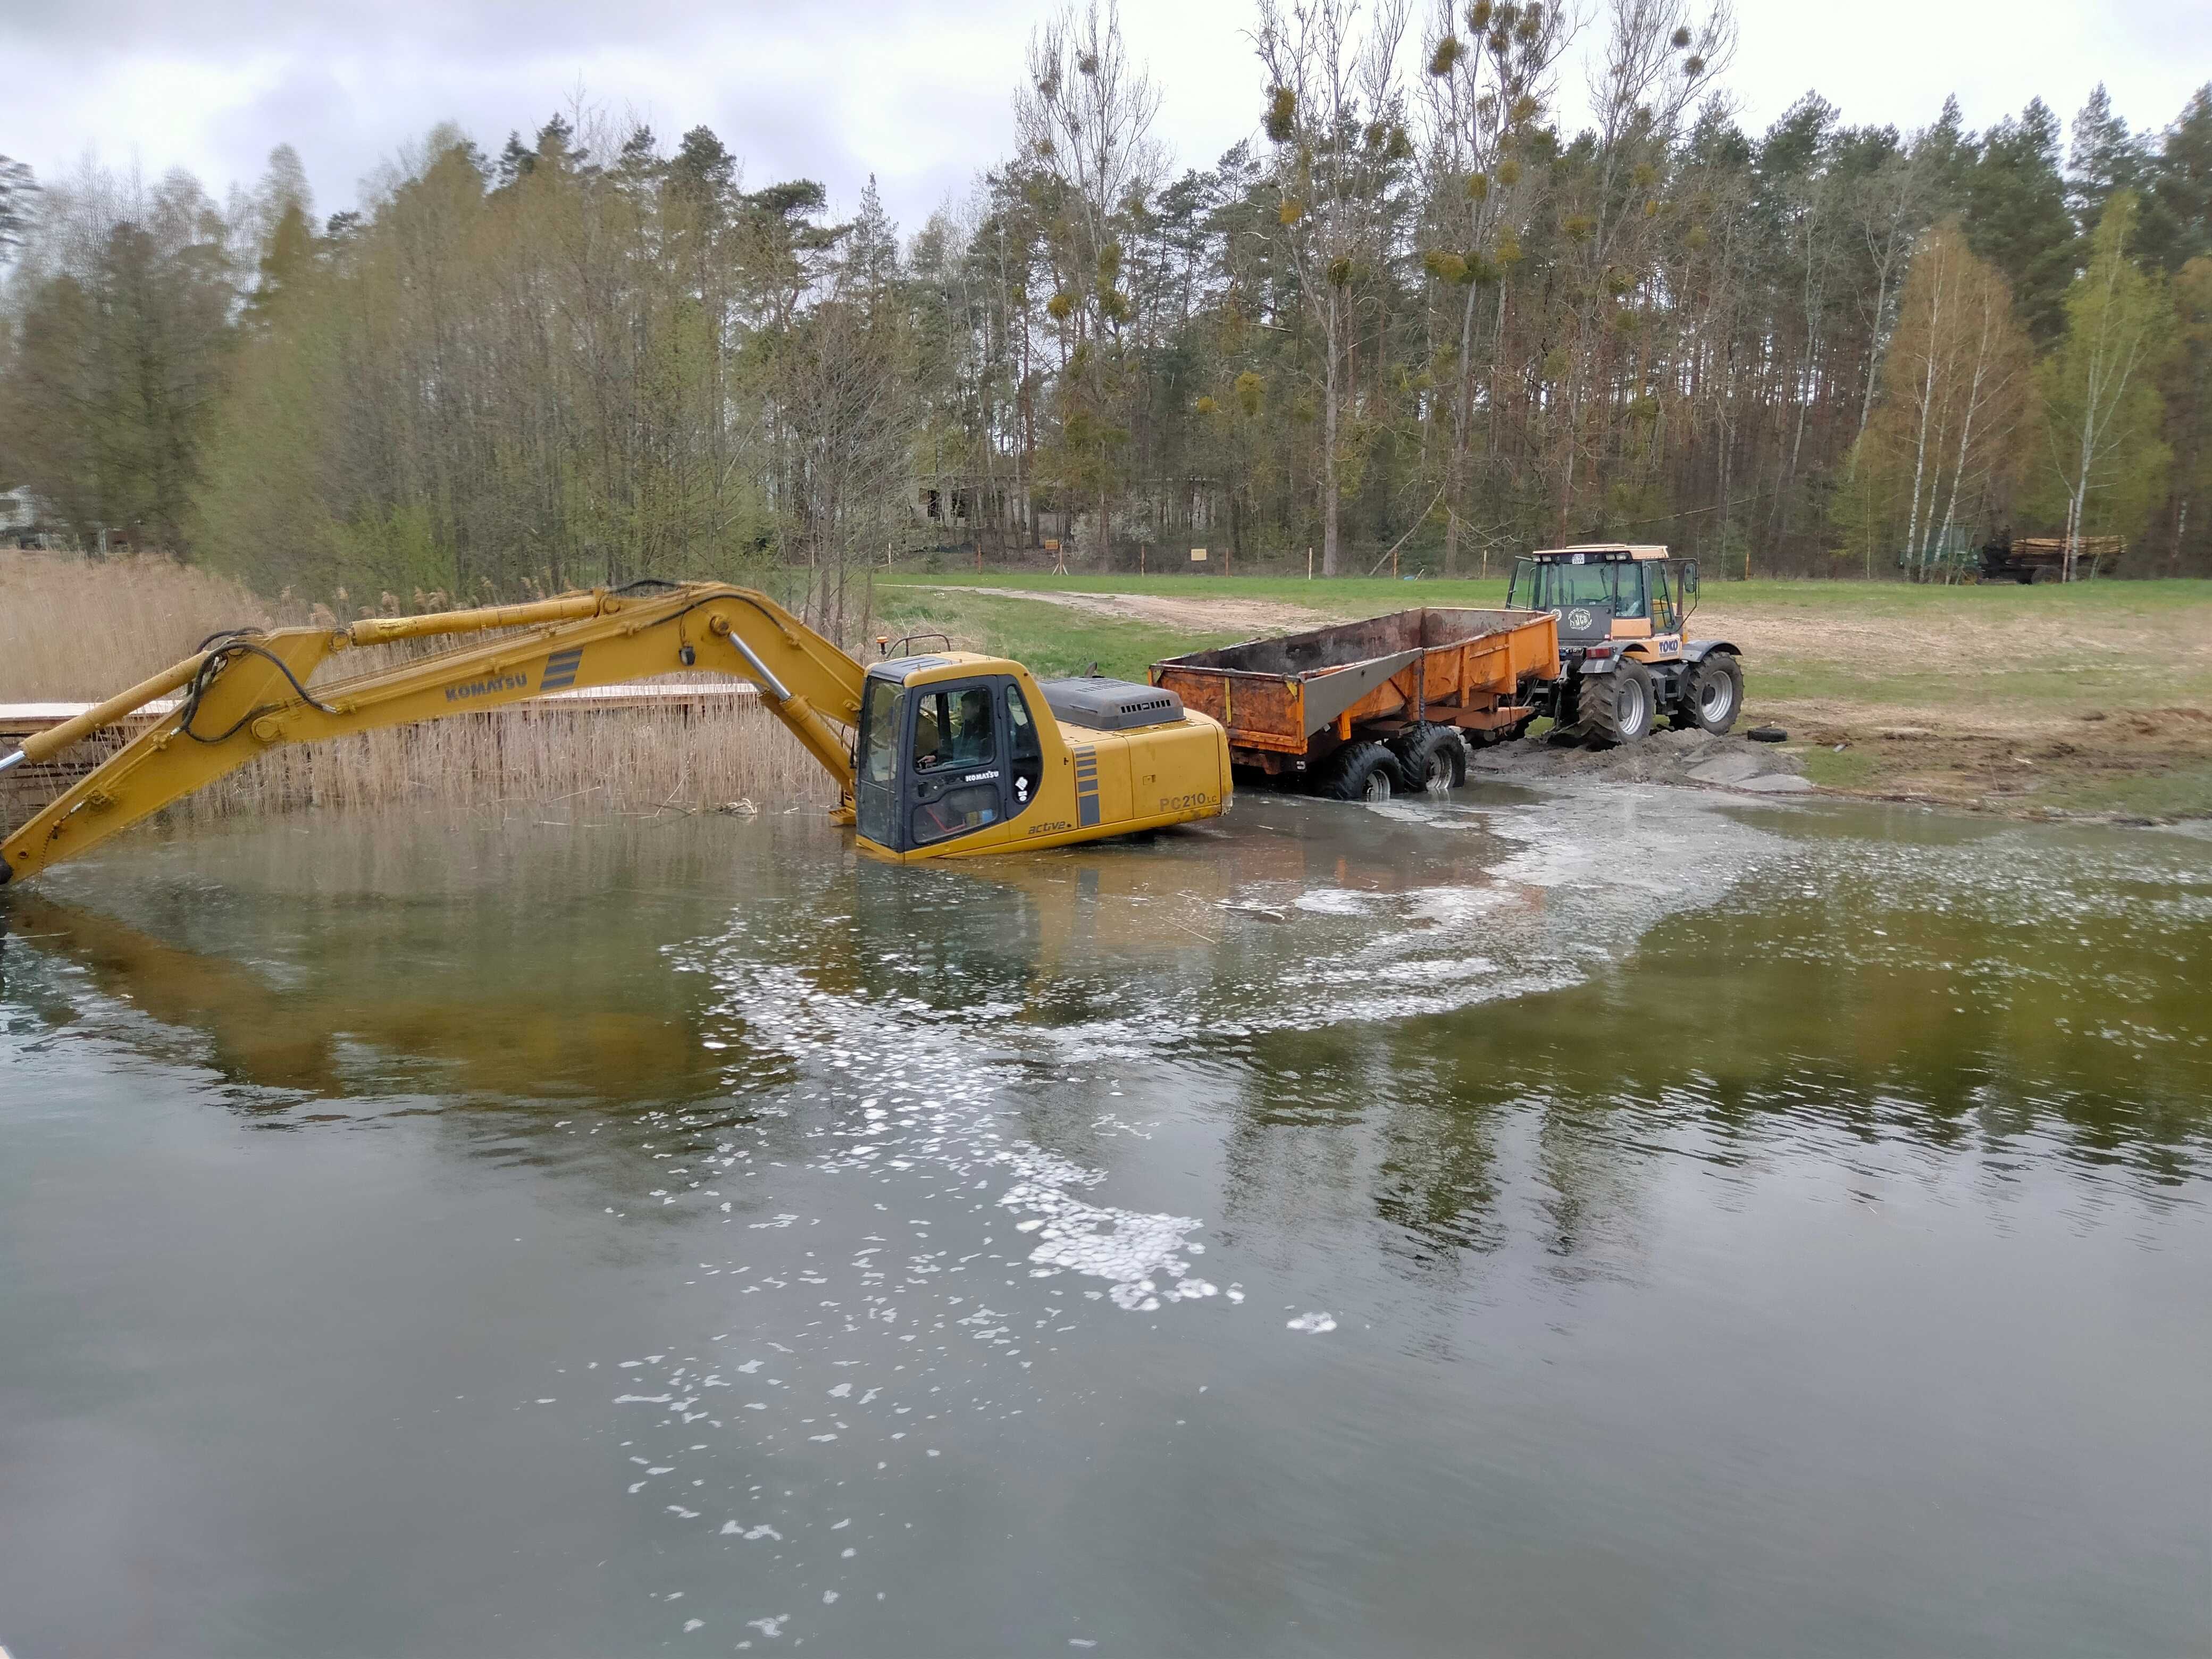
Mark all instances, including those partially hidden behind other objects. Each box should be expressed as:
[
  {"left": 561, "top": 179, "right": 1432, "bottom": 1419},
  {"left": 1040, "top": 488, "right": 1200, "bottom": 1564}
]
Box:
[
  {"left": 1418, "top": 0, "right": 1579, "bottom": 573},
  {"left": 1015, "top": 0, "right": 1163, "bottom": 565},
  {"left": 1255, "top": 0, "right": 1411, "bottom": 574}
]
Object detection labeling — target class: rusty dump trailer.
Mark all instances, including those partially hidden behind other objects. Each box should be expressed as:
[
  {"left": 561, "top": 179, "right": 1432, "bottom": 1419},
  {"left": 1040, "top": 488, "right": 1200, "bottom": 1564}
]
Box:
[{"left": 1149, "top": 608, "right": 1560, "bottom": 800}]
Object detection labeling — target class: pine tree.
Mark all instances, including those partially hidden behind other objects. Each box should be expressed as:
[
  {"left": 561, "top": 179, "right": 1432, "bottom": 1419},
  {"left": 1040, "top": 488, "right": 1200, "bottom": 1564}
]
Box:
[
  {"left": 1963, "top": 98, "right": 2075, "bottom": 343},
  {"left": 2139, "top": 85, "right": 2212, "bottom": 272},
  {"left": 2067, "top": 83, "right": 2147, "bottom": 238}
]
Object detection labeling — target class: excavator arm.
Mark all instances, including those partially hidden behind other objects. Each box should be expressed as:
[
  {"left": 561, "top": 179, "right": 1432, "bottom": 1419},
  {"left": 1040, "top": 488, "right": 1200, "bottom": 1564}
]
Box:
[{"left": 1, "top": 581, "right": 868, "bottom": 885}]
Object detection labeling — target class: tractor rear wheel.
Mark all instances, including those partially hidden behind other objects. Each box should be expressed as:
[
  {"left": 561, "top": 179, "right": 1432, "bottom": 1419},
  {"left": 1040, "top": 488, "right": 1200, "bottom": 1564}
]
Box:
[
  {"left": 1313, "top": 740, "right": 1403, "bottom": 802},
  {"left": 1673, "top": 652, "right": 1743, "bottom": 734},
  {"left": 1389, "top": 723, "right": 1468, "bottom": 793},
  {"left": 1582, "top": 661, "right": 1655, "bottom": 747}
]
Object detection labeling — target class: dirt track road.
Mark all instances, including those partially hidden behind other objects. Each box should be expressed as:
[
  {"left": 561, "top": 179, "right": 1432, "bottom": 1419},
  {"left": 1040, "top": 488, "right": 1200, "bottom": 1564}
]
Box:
[{"left": 910, "top": 585, "right": 1341, "bottom": 638}]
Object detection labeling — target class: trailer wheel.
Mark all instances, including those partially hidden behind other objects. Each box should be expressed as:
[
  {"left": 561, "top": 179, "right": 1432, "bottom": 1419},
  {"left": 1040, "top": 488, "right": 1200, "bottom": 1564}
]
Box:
[
  {"left": 1314, "top": 740, "right": 1403, "bottom": 802},
  {"left": 1582, "top": 661, "right": 1654, "bottom": 747},
  {"left": 1390, "top": 723, "right": 1468, "bottom": 793},
  {"left": 1672, "top": 651, "right": 1742, "bottom": 734}
]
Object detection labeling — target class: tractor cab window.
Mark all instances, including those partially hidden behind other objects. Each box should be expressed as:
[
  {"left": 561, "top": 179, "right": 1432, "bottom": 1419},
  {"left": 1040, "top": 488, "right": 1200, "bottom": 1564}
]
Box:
[
  {"left": 1647, "top": 564, "right": 1679, "bottom": 632},
  {"left": 1546, "top": 562, "right": 1619, "bottom": 611},
  {"left": 912, "top": 685, "right": 996, "bottom": 772},
  {"left": 1612, "top": 563, "right": 1649, "bottom": 620}
]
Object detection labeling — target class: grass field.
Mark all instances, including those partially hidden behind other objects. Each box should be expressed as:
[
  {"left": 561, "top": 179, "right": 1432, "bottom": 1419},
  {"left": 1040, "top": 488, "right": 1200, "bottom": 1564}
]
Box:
[{"left": 878, "top": 572, "right": 2212, "bottom": 819}]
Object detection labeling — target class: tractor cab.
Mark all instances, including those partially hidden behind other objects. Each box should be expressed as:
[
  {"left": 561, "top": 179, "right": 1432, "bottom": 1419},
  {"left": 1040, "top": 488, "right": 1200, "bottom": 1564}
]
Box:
[
  {"left": 1506, "top": 543, "right": 1742, "bottom": 745},
  {"left": 1507, "top": 543, "right": 1697, "bottom": 662}
]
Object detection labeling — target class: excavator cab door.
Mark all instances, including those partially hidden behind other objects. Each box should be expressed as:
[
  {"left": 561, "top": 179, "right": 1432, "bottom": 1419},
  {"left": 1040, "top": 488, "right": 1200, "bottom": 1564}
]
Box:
[
  {"left": 856, "top": 671, "right": 1030, "bottom": 854},
  {"left": 907, "top": 681, "right": 1008, "bottom": 848}
]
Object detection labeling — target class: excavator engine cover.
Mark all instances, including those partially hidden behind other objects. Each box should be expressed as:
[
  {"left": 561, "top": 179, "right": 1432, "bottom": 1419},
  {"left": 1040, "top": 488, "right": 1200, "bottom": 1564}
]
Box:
[{"left": 1036, "top": 678, "right": 1185, "bottom": 732}]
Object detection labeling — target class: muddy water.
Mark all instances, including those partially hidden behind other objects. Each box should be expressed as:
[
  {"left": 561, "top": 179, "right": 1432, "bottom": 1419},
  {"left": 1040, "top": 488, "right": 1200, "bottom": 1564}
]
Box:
[{"left": 2, "top": 787, "right": 2207, "bottom": 1658}]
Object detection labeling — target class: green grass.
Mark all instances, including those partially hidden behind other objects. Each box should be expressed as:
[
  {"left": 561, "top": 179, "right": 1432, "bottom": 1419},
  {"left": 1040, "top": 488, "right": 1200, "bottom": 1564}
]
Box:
[
  {"left": 1798, "top": 745, "right": 1882, "bottom": 790},
  {"left": 883, "top": 569, "right": 1512, "bottom": 609},
  {"left": 2037, "top": 763, "right": 2212, "bottom": 818},
  {"left": 884, "top": 568, "right": 2212, "bottom": 615},
  {"left": 873, "top": 588, "right": 1246, "bottom": 683}
]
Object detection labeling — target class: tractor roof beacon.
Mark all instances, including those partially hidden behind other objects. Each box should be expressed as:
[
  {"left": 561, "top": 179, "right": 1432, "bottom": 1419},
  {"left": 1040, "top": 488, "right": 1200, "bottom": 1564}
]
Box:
[{"left": 1506, "top": 544, "right": 1746, "bottom": 746}]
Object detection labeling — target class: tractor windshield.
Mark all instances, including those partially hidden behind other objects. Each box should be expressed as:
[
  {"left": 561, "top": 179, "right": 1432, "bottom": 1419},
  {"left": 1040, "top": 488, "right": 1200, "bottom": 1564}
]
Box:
[{"left": 1511, "top": 559, "right": 1628, "bottom": 613}]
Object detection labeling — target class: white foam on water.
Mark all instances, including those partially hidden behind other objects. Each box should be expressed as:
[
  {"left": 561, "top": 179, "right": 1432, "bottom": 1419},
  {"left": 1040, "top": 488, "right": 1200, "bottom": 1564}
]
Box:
[{"left": 1286, "top": 1311, "right": 1337, "bottom": 1334}]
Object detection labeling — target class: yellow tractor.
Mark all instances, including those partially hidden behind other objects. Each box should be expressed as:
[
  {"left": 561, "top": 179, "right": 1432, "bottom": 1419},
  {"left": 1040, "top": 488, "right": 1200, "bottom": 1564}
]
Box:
[
  {"left": 0, "top": 580, "right": 1231, "bottom": 885},
  {"left": 1505, "top": 544, "right": 1744, "bottom": 745}
]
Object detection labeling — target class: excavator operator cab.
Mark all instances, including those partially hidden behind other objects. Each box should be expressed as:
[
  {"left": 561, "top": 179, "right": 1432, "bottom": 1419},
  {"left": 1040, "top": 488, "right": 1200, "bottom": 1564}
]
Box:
[{"left": 855, "top": 656, "right": 1049, "bottom": 855}]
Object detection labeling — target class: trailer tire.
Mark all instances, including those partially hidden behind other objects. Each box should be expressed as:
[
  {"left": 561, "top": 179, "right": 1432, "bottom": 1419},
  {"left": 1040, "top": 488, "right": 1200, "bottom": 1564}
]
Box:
[
  {"left": 1582, "top": 660, "right": 1655, "bottom": 747},
  {"left": 1672, "top": 651, "right": 1742, "bottom": 734},
  {"left": 1313, "top": 740, "right": 1403, "bottom": 803},
  {"left": 1390, "top": 723, "right": 1468, "bottom": 792}
]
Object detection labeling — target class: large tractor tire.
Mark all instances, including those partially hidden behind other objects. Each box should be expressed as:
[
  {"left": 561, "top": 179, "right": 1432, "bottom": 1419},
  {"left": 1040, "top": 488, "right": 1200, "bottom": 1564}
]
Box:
[
  {"left": 1672, "top": 651, "right": 1744, "bottom": 734},
  {"left": 1389, "top": 723, "right": 1469, "bottom": 793},
  {"left": 1581, "top": 661, "right": 1655, "bottom": 747},
  {"left": 1313, "top": 740, "right": 1403, "bottom": 802}
]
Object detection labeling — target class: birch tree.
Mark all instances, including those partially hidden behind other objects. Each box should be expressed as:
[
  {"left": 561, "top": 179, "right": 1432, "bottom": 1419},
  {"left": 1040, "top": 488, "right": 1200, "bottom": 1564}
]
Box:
[
  {"left": 2029, "top": 191, "right": 2174, "bottom": 574},
  {"left": 1852, "top": 219, "right": 2031, "bottom": 578}
]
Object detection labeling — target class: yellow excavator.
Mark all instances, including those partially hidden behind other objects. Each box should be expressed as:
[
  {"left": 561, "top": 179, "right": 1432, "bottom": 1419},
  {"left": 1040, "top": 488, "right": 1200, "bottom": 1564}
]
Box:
[{"left": 0, "top": 579, "right": 1231, "bottom": 885}]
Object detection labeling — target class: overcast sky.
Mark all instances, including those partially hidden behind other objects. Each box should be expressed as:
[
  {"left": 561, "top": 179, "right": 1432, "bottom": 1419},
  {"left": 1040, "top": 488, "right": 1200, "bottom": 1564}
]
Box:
[{"left": 6, "top": 0, "right": 2208, "bottom": 232}]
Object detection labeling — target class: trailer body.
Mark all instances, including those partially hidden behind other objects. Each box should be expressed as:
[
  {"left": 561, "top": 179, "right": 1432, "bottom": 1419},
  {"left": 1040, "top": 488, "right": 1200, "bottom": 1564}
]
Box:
[
  {"left": 1149, "top": 607, "right": 1559, "bottom": 782},
  {"left": 1977, "top": 534, "right": 2125, "bottom": 584}
]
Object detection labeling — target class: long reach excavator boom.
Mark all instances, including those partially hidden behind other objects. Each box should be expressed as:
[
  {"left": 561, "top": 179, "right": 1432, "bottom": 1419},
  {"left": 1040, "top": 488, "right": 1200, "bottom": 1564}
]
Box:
[{"left": 1, "top": 580, "right": 1230, "bottom": 885}]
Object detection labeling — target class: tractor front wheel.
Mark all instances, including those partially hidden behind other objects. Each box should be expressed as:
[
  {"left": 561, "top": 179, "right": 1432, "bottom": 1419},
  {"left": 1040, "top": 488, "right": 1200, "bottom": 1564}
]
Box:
[
  {"left": 1314, "top": 740, "right": 1403, "bottom": 803},
  {"left": 1673, "top": 652, "right": 1743, "bottom": 734},
  {"left": 1582, "top": 662, "right": 1655, "bottom": 747},
  {"left": 1390, "top": 723, "right": 1469, "bottom": 793}
]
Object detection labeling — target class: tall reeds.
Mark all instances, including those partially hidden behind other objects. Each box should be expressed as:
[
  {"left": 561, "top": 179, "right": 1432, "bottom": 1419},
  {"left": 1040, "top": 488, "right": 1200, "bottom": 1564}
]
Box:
[
  {"left": 2, "top": 554, "right": 836, "bottom": 836},
  {"left": 0, "top": 552, "right": 274, "bottom": 699}
]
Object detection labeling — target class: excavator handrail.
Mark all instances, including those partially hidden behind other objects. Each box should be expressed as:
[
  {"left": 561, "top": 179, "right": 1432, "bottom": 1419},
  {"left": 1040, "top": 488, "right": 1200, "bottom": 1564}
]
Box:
[{"left": 2, "top": 581, "right": 873, "bottom": 886}]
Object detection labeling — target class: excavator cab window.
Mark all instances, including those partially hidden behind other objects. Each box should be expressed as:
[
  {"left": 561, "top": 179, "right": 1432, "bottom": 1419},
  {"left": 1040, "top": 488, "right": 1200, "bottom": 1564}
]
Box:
[
  {"left": 855, "top": 677, "right": 904, "bottom": 848},
  {"left": 1007, "top": 685, "right": 1044, "bottom": 811}
]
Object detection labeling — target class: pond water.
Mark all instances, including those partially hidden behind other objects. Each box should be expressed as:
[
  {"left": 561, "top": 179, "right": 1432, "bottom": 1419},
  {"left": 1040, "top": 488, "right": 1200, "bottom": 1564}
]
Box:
[{"left": 2, "top": 785, "right": 2207, "bottom": 1658}]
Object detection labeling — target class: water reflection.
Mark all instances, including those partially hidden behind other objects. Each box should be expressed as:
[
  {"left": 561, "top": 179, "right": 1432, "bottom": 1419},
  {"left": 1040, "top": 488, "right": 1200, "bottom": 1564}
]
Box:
[
  {"left": 5, "top": 794, "right": 2211, "bottom": 1657},
  {"left": 7, "top": 796, "right": 2207, "bottom": 1212}
]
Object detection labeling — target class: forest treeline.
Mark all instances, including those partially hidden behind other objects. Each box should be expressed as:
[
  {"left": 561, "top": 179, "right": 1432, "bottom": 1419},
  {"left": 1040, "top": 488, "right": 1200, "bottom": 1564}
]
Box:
[{"left": 1, "top": 0, "right": 2208, "bottom": 627}]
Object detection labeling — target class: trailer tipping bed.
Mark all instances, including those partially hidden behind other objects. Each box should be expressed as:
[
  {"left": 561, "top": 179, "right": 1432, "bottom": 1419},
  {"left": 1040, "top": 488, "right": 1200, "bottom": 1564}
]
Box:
[{"left": 1149, "top": 607, "right": 1560, "bottom": 778}]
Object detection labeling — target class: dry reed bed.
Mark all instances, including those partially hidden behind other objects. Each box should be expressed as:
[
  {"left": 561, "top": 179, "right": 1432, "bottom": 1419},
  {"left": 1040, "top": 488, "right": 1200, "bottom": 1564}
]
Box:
[
  {"left": 2, "top": 554, "right": 838, "bottom": 834},
  {"left": 0, "top": 552, "right": 274, "bottom": 699}
]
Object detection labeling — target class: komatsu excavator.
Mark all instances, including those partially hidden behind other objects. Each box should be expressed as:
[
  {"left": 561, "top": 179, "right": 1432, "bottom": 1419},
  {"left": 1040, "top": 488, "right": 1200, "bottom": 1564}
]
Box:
[{"left": 0, "top": 580, "right": 1231, "bottom": 885}]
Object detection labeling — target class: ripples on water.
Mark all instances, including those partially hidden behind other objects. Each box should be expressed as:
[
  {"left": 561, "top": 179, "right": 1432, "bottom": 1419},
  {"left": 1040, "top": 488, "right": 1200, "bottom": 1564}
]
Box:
[{"left": 3, "top": 786, "right": 2209, "bottom": 1655}]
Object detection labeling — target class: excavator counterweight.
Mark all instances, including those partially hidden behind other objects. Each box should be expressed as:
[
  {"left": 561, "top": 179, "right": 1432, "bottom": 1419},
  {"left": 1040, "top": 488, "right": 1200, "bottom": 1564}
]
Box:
[{"left": 2, "top": 581, "right": 1230, "bottom": 885}]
